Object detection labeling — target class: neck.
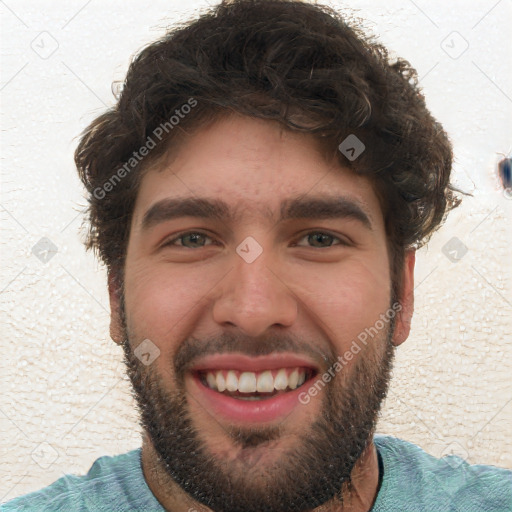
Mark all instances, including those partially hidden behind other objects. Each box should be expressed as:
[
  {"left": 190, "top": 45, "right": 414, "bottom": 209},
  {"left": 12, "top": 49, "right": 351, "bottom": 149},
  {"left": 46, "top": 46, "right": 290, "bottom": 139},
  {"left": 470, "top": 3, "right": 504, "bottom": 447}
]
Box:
[{"left": 141, "top": 433, "right": 381, "bottom": 512}]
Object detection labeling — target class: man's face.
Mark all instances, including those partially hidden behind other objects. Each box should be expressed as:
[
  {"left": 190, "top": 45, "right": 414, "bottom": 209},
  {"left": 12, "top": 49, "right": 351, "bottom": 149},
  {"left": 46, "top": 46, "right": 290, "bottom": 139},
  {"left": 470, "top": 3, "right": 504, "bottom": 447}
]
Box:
[{"left": 112, "top": 115, "right": 411, "bottom": 511}]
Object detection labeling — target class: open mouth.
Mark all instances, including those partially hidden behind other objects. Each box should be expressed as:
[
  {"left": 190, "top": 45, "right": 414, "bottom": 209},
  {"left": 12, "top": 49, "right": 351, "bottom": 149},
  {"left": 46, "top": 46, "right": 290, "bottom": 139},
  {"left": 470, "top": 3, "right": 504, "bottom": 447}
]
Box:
[
  {"left": 196, "top": 367, "right": 317, "bottom": 400},
  {"left": 187, "top": 354, "right": 320, "bottom": 424}
]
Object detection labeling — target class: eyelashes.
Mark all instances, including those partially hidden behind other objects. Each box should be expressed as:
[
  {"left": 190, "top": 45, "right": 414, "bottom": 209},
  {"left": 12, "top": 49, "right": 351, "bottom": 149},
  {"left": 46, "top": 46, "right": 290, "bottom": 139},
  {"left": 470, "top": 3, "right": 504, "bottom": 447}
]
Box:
[{"left": 162, "top": 230, "right": 351, "bottom": 250}]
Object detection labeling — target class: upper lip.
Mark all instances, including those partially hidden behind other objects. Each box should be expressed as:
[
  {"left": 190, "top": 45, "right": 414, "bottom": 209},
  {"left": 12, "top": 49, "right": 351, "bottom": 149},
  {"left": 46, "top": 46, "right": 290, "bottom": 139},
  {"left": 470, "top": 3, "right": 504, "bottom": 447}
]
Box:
[{"left": 189, "top": 352, "right": 321, "bottom": 373}]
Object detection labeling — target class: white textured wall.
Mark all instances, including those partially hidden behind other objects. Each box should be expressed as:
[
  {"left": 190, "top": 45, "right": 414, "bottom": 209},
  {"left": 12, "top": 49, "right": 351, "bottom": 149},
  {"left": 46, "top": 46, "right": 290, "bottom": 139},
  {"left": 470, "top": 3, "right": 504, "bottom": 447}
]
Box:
[{"left": 1, "top": 0, "right": 511, "bottom": 501}]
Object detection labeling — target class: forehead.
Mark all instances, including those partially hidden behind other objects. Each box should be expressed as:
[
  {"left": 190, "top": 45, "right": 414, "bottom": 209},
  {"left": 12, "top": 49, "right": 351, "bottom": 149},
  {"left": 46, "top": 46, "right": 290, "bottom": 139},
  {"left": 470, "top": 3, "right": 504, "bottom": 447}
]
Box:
[{"left": 132, "top": 115, "right": 383, "bottom": 229}]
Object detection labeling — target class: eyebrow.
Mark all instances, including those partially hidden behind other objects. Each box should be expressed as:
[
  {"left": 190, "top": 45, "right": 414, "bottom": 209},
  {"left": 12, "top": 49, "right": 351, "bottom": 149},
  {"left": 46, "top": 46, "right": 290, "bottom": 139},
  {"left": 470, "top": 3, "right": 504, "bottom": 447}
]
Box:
[{"left": 141, "top": 196, "right": 373, "bottom": 231}]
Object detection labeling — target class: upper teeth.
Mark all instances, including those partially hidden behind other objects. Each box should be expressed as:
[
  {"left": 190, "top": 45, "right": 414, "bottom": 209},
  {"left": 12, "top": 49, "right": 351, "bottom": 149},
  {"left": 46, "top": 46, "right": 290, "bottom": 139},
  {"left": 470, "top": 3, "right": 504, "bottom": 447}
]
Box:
[{"left": 203, "top": 368, "right": 307, "bottom": 393}]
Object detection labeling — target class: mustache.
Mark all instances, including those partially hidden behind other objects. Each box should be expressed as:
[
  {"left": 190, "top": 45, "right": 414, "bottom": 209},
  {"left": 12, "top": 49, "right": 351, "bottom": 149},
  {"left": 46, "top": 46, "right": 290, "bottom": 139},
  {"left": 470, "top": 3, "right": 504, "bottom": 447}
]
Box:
[
  {"left": 173, "top": 332, "right": 334, "bottom": 381},
  {"left": 120, "top": 292, "right": 336, "bottom": 379}
]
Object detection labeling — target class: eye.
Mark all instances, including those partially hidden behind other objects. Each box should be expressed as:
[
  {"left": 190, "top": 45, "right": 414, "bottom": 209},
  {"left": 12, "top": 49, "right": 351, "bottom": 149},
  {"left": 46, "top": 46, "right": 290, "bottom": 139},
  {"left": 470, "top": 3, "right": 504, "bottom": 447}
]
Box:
[
  {"left": 162, "top": 231, "right": 216, "bottom": 249},
  {"left": 162, "top": 230, "right": 350, "bottom": 250},
  {"left": 294, "top": 231, "right": 350, "bottom": 248}
]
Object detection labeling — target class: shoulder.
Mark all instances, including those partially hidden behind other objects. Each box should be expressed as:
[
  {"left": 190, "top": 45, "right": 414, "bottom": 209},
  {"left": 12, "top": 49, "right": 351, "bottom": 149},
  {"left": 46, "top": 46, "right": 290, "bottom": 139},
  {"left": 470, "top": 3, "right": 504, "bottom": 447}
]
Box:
[
  {"left": 373, "top": 434, "right": 512, "bottom": 512},
  {"left": 1, "top": 448, "right": 163, "bottom": 512}
]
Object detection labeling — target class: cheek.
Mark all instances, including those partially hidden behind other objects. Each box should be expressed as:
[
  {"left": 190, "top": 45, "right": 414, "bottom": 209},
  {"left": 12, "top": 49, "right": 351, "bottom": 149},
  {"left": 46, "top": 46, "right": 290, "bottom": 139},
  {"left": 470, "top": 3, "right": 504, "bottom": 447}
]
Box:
[
  {"left": 289, "top": 257, "right": 391, "bottom": 345},
  {"left": 123, "top": 259, "right": 219, "bottom": 343}
]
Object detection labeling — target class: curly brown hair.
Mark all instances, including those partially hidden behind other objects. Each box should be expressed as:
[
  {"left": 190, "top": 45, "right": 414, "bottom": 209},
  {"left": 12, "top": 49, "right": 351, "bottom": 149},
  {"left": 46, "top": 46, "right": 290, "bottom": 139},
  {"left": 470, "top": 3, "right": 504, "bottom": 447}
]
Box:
[{"left": 74, "top": 0, "right": 460, "bottom": 292}]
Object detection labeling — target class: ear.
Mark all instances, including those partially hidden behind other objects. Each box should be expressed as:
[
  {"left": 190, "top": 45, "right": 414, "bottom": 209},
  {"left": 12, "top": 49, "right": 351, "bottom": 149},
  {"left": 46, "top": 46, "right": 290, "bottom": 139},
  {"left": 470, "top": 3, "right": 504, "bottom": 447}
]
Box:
[
  {"left": 108, "top": 269, "right": 125, "bottom": 345},
  {"left": 392, "top": 249, "right": 415, "bottom": 347}
]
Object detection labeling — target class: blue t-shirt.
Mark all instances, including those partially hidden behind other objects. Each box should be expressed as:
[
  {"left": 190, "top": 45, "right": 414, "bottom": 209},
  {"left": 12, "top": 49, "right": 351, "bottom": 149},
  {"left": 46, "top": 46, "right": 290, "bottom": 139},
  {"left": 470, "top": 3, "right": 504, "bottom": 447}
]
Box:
[{"left": 3, "top": 435, "right": 511, "bottom": 511}]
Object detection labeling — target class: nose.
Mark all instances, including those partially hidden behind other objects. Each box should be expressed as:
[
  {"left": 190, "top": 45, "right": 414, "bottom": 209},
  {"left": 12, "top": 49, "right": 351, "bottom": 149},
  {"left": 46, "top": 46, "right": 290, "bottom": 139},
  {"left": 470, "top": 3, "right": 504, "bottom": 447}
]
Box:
[{"left": 212, "top": 249, "right": 298, "bottom": 338}]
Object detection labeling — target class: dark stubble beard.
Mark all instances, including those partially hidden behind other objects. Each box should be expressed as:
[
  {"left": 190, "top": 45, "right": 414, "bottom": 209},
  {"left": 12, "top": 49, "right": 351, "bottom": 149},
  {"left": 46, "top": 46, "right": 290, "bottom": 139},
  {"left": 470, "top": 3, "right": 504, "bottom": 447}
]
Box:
[{"left": 120, "top": 297, "right": 396, "bottom": 512}]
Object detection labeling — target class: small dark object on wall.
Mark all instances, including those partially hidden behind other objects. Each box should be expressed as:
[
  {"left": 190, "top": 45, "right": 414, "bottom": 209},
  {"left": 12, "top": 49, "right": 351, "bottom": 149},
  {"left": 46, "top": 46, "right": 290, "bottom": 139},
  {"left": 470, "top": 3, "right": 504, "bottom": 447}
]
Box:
[{"left": 498, "top": 156, "right": 511, "bottom": 191}]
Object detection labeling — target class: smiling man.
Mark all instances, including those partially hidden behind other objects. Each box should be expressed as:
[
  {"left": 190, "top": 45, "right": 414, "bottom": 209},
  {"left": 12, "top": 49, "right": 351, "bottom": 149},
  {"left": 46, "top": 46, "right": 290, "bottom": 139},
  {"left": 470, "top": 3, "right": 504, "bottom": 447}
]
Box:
[
  {"left": 119, "top": 115, "right": 402, "bottom": 512},
  {"left": 4, "top": 0, "right": 511, "bottom": 511}
]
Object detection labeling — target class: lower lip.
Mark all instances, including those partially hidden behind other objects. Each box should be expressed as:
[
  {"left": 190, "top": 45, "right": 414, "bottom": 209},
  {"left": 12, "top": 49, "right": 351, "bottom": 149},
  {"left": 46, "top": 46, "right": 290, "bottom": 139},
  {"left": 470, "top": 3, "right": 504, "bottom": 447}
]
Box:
[{"left": 188, "top": 373, "right": 313, "bottom": 424}]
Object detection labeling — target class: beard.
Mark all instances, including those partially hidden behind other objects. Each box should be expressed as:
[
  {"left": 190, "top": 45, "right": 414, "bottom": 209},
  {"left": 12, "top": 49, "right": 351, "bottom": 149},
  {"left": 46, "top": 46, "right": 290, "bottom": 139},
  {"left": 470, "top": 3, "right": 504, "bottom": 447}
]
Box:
[{"left": 120, "top": 297, "right": 396, "bottom": 512}]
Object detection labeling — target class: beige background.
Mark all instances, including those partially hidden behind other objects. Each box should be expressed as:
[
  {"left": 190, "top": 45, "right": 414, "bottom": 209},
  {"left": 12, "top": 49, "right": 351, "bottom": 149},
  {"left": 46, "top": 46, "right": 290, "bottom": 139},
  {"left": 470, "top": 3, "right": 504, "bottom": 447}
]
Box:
[{"left": 1, "top": 0, "right": 511, "bottom": 501}]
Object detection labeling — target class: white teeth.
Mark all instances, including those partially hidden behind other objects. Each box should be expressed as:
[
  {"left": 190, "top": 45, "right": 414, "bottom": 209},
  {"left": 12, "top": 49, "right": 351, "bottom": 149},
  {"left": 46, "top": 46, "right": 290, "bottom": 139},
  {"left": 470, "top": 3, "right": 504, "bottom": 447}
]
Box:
[
  {"left": 206, "top": 372, "right": 217, "bottom": 390},
  {"left": 256, "top": 370, "right": 274, "bottom": 393},
  {"left": 239, "top": 372, "right": 257, "bottom": 392},
  {"left": 274, "top": 369, "right": 288, "bottom": 390},
  {"left": 225, "top": 370, "right": 238, "bottom": 392},
  {"left": 216, "top": 372, "right": 226, "bottom": 392},
  {"left": 288, "top": 369, "right": 299, "bottom": 389},
  {"left": 203, "top": 368, "right": 309, "bottom": 394}
]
